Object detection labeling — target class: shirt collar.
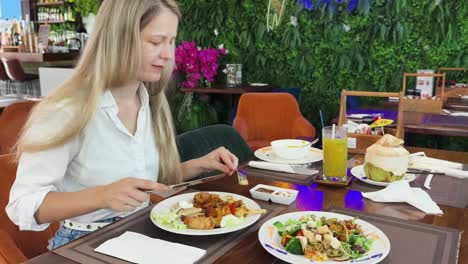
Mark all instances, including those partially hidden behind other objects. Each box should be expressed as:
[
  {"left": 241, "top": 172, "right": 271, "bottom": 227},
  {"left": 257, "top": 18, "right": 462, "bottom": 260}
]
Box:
[{"left": 100, "top": 82, "right": 149, "bottom": 109}]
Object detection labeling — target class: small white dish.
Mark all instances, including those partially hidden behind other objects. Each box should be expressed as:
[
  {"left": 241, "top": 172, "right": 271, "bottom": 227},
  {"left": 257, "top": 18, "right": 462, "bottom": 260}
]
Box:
[
  {"left": 270, "top": 190, "right": 298, "bottom": 205},
  {"left": 254, "top": 146, "right": 323, "bottom": 164},
  {"left": 351, "top": 165, "right": 416, "bottom": 187},
  {"left": 249, "top": 184, "right": 298, "bottom": 205}
]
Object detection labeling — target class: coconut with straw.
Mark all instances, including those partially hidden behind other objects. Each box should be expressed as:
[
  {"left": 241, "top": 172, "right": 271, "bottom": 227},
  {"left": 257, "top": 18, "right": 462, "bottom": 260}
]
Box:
[{"left": 364, "top": 134, "right": 410, "bottom": 182}]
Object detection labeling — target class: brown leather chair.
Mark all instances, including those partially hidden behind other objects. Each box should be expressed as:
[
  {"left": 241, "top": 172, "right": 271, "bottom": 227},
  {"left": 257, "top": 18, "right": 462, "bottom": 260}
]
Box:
[
  {"left": 0, "top": 101, "right": 37, "bottom": 155},
  {"left": 0, "top": 61, "right": 13, "bottom": 95},
  {"left": 1, "top": 58, "right": 39, "bottom": 96},
  {"left": 0, "top": 154, "right": 59, "bottom": 259}
]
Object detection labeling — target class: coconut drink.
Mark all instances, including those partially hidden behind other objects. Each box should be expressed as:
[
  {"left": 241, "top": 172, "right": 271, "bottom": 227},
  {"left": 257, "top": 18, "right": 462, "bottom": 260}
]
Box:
[{"left": 364, "top": 134, "right": 410, "bottom": 182}]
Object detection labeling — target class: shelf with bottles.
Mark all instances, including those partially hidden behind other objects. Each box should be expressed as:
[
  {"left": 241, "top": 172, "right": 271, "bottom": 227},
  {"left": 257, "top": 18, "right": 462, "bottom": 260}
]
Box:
[
  {"left": 36, "top": 5, "right": 76, "bottom": 24},
  {"left": 36, "top": 0, "right": 77, "bottom": 24},
  {"left": 48, "top": 23, "right": 78, "bottom": 47}
]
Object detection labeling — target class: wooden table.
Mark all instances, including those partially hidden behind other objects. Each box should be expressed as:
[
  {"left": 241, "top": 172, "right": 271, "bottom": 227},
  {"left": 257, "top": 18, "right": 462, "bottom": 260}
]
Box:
[
  {"left": 404, "top": 112, "right": 468, "bottom": 137},
  {"left": 180, "top": 84, "right": 275, "bottom": 94},
  {"left": 26, "top": 147, "right": 468, "bottom": 264},
  {"left": 384, "top": 97, "right": 468, "bottom": 112},
  {"left": 0, "top": 51, "right": 80, "bottom": 63},
  {"left": 445, "top": 97, "right": 468, "bottom": 112}
]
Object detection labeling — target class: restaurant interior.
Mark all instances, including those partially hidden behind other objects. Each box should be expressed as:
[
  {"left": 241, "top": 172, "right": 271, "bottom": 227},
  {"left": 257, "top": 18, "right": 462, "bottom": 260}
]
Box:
[{"left": 0, "top": 0, "right": 467, "bottom": 263}]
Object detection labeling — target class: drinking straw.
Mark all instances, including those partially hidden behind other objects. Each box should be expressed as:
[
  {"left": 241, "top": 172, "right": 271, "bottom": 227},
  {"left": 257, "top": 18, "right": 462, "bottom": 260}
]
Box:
[
  {"left": 319, "top": 110, "right": 325, "bottom": 128},
  {"left": 332, "top": 124, "right": 336, "bottom": 139},
  {"left": 378, "top": 116, "right": 385, "bottom": 135}
]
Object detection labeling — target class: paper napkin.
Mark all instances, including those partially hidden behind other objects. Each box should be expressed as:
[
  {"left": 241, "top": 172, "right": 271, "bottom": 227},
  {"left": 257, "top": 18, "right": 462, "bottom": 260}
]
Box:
[
  {"left": 95, "top": 231, "right": 206, "bottom": 264},
  {"left": 362, "top": 181, "right": 443, "bottom": 215},
  {"left": 410, "top": 155, "right": 468, "bottom": 179},
  {"left": 248, "top": 161, "right": 318, "bottom": 175}
]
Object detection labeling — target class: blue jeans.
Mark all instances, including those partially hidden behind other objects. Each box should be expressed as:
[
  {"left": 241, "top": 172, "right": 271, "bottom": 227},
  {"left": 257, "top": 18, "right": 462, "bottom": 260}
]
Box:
[{"left": 47, "top": 217, "right": 121, "bottom": 250}]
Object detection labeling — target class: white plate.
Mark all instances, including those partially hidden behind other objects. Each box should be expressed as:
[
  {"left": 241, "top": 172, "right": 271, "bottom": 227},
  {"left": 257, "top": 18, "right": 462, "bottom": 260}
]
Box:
[
  {"left": 351, "top": 165, "right": 416, "bottom": 187},
  {"left": 254, "top": 146, "right": 323, "bottom": 164},
  {"left": 150, "top": 191, "right": 261, "bottom": 236},
  {"left": 258, "top": 211, "right": 390, "bottom": 264}
]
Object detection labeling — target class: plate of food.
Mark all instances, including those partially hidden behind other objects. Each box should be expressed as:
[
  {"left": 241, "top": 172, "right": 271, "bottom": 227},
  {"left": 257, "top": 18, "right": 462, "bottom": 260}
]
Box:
[
  {"left": 151, "top": 192, "right": 266, "bottom": 235},
  {"left": 258, "top": 211, "right": 390, "bottom": 263},
  {"left": 254, "top": 146, "right": 323, "bottom": 164}
]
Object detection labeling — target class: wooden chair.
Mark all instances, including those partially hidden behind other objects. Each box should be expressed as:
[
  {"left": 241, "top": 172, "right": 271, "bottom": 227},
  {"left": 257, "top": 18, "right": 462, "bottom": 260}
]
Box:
[
  {"left": 401, "top": 72, "right": 445, "bottom": 113},
  {"left": 0, "top": 101, "right": 37, "bottom": 155},
  {"left": 338, "top": 90, "right": 404, "bottom": 154},
  {"left": 0, "top": 154, "right": 59, "bottom": 259},
  {"left": 233, "top": 93, "right": 316, "bottom": 151}
]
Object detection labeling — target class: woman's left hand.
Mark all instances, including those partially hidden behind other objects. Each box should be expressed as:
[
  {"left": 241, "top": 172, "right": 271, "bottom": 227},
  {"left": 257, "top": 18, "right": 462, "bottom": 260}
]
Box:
[{"left": 197, "top": 147, "right": 239, "bottom": 175}]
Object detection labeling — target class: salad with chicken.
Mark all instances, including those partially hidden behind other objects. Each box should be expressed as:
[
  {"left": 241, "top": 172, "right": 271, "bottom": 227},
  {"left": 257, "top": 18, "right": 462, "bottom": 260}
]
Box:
[
  {"left": 153, "top": 192, "right": 266, "bottom": 230},
  {"left": 274, "top": 214, "right": 374, "bottom": 261}
]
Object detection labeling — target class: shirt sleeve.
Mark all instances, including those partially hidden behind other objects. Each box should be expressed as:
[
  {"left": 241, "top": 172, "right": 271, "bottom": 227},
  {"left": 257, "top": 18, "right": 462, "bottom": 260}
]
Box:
[{"left": 6, "top": 137, "right": 81, "bottom": 231}]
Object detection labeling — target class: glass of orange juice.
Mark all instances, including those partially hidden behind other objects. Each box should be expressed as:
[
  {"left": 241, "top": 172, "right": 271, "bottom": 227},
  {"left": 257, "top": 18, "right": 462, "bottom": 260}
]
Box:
[{"left": 322, "top": 125, "right": 348, "bottom": 181}]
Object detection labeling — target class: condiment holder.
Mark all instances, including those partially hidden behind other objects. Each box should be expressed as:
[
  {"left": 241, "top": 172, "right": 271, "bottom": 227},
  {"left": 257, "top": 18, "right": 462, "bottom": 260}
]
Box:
[{"left": 249, "top": 184, "right": 298, "bottom": 205}]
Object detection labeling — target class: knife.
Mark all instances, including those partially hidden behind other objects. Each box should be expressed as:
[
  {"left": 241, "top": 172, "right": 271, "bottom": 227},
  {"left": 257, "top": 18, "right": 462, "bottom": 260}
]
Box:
[{"left": 145, "top": 174, "right": 225, "bottom": 195}]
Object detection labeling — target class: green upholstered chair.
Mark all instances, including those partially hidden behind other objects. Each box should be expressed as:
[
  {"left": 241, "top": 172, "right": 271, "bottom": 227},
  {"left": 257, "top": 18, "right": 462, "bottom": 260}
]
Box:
[{"left": 176, "top": 124, "right": 254, "bottom": 178}]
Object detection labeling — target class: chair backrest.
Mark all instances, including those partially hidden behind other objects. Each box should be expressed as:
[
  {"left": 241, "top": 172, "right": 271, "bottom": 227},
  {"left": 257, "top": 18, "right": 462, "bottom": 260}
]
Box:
[
  {"left": 0, "top": 154, "right": 59, "bottom": 259},
  {"left": 0, "top": 101, "right": 37, "bottom": 154},
  {"left": 176, "top": 124, "right": 253, "bottom": 176},
  {"left": 233, "top": 93, "right": 305, "bottom": 140},
  {"left": 1, "top": 58, "right": 27, "bottom": 82},
  {"left": 271, "top": 87, "right": 301, "bottom": 101},
  {"left": 0, "top": 61, "right": 10, "bottom": 82},
  {"left": 0, "top": 228, "right": 27, "bottom": 263}
]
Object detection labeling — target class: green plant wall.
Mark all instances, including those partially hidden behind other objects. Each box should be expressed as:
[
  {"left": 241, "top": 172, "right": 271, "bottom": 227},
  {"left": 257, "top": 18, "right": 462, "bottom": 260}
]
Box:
[{"left": 175, "top": 0, "right": 467, "bottom": 149}]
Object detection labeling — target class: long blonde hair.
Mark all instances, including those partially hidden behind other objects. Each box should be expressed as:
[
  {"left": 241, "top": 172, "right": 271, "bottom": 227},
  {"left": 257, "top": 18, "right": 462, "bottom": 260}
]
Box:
[{"left": 17, "top": 0, "right": 183, "bottom": 184}]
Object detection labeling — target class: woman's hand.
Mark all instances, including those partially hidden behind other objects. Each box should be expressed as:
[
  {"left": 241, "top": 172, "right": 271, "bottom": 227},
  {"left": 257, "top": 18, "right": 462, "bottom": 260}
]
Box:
[
  {"left": 197, "top": 147, "right": 239, "bottom": 176},
  {"left": 98, "top": 177, "right": 169, "bottom": 212}
]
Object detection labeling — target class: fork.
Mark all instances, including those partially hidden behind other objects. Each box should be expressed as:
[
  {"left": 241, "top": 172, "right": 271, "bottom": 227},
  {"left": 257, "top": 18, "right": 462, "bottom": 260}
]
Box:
[{"left": 237, "top": 169, "right": 249, "bottom": 185}]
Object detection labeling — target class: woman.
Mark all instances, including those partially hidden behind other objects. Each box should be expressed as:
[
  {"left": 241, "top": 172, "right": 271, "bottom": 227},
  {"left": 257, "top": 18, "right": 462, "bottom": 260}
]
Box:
[{"left": 6, "top": 0, "right": 238, "bottom": 250}]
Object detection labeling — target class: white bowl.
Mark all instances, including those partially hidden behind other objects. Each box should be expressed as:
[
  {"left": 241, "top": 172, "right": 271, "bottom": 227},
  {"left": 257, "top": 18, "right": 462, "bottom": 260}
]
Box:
[
  {"left": 270, "top": 139, "right": 311, "bottom": 160},
  {"left": 461, "top": 96, "right": 468, "bottom": 101}
]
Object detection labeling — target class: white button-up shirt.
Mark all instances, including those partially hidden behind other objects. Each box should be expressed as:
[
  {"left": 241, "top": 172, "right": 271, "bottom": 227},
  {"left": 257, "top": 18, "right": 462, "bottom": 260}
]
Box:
[{"left": 6, "top": 85, "right": 159, "bottom": 231}]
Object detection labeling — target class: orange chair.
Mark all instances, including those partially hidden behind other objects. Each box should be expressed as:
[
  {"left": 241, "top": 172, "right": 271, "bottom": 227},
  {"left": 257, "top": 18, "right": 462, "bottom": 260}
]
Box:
[
  {"left": 0, "top": 229, "right": 27, "bottom": 263},
  {"left": 0, "top": 154, "right": 59, "bottom": 259},
  {"left": 233, "top": 93, "right": 316, "bottom": 151},
  {"left": 0, "top": 101, "right": 37, "bottom": 154}
]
